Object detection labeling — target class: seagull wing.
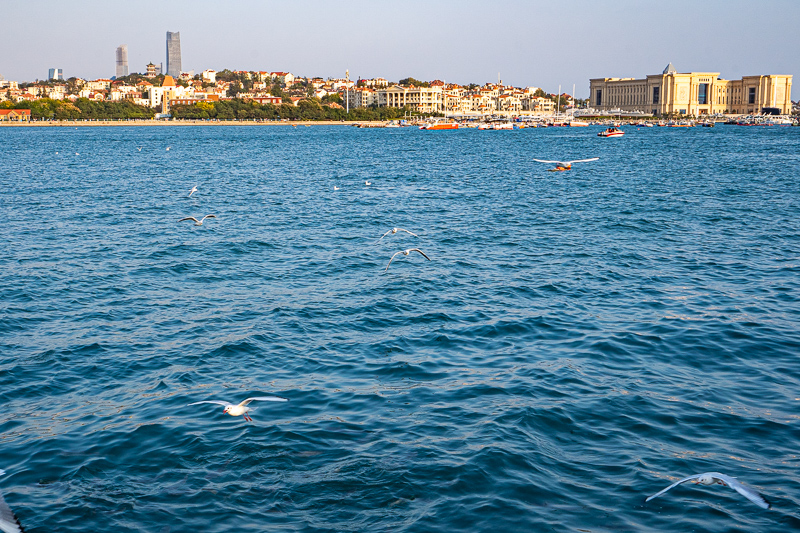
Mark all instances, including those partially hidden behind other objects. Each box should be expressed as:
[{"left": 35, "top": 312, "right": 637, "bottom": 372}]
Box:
[
  {"left": 409, "top": 249, "right": 431, "bottom": 261},
  {"left": 239, "top": 396, "right": 289, "bottom": 406},
  {"left": 532, "top": 159, "right": 561, "bottom": 164},
  {"left": 200, "top": 215, "right": 216, "bottom": 223},
  {"left": 179, "top": 217, "right": 199, "bottom": 223},
  {"left": 398, "top": 228, "right": 418, "bottom": 237},
  {"left": 385, "top": 251, "right": 404, "bottom": 272},
  {"left": 188, "top": 400, "right": 231, "bottom": 408},
  {"left": 563, "top": 158, "right": 600, "bottom": 164},
  {"left": 0, "top": 492, "right": 24, "bottom": 533},
  {"left": 711, "top": 473, "right": 771, "bottom": 510},
  {"left": 645, "top": 474, "right": 704, "bottom": 502}
]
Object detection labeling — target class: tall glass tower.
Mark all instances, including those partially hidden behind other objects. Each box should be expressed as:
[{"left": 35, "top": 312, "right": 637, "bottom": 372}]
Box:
[
  {"left": 166, "top": 32, "right": 182, "bottom": 78},
  {"left": 115, "top": 45, "right": 129, "bottom": 78}
]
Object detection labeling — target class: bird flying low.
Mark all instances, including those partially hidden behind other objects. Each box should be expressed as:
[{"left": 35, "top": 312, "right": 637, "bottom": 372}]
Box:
[
  {"left": 188, "top": 396, "right": 289, "bottom": 422},
  {"left": 188, "top": 185, "right": 198, "bottom": 197},
  {"left": 645, "top": 472, "right": 770, "bottom": 510},
  {"left": 532, "top": 157, "right": 599, "bottom": 171},
  {"left": 0, "top": 469, "right": 25, "bottom": 533},
  {"left": 385, "top": 248, "right": 431, "bottom": 272},
  {"left": 376, "top": 227, "right": 418, "bottom": 244},
  {"left": 179, "top": 215, "right": 216, "bottom": 226}
]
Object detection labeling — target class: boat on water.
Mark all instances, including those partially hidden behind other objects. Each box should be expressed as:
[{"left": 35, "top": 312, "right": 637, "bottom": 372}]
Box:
[
  {"left": 597, "top": 127, "right": 624, "bottom": 137},
  {"left": 420, "top": 120, "right": 459, "bottom": 130},
  {"left": 569, "top": 121, "right": 589, "bottom": 127}
]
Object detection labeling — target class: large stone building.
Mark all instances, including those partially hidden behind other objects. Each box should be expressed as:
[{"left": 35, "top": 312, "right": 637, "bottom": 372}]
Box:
[{"left": 590, "top": 64, "right": 792, "bottom": 116}]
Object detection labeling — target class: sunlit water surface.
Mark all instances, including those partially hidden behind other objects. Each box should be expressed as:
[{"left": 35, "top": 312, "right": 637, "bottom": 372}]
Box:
[{"left": 1, "top": 124, "right": 799, "bottom": 532}]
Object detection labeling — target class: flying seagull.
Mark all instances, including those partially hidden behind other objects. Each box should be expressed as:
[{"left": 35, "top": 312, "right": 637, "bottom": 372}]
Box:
[
  {"left": 385, "top": 248, "right": 431, "bottom": 272},
  {"left": 188, "top": 396, "right": 288, "bottom": 422},
  {"left": 0, "top": 469, "right": 25, "bottom": 533},
  {"left": 137, "top": 147, "right": 142, "bottom": 152},
  {"left": 645, "top": 472, "right": 770, "bottom": 510},
  {"left": 532, "top": 157, "right": 599, "bottom": 171},
  {"left": 188, "top": 185, "right": 198, "bottom": 197},
  {"left": 179, "top": 215, "right": 216, "bottom": 226},
  {"left": 166, "top": 146, "right": 171, "bottom": 151},
  {"left": 376, "top": 227, "right": 418, "bottom": 244},
  {"left": 365, "top": 181, "right": 371, "bottom": 186},
  {"left": 334, "top": 186, "right": 340, "bottom": 191}
]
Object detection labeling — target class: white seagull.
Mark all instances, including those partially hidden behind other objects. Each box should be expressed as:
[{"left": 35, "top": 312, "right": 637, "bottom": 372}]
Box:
[
  {"left": 645, "top": 472, "right": 770, "bottom": 510},
  {"left": 376, "top": 227, "right": 418, "bottom": 243},
  {"left": 188, "top": 395, "right": 288, "bottom": 422},
  {"left": 0, "top": 469, "right": 24, "bottom": 533},
  {"left": 365, "top": 181, "right": 371, "bottom": 186},
  {"left": 385, "top": 248, "right": 431, "bottom": 272},
  {"left": 166, "top": 146, "right": 171, "bottom": 151},
  {"left": 137, "top": 147, "right": 142, "bottom": 152},
  {"left": 188, "top": 185, "right": 198, "bottom": 197},
  {"left": 334, "top": 186, "right": 340, "bottom": 191},
  {"left": 532, "top": 157, "right": 599, "bottom": 171},
  {"left": 179, "top": 215, "right": 216, "bottom": 226}
]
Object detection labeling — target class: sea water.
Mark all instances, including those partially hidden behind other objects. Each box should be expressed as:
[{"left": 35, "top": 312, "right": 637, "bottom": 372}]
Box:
[{"left": 1, "top": 124, "right": 799, "bottom": 532}]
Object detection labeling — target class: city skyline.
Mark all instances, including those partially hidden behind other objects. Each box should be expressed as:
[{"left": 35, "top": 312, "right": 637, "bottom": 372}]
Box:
[{"left": 2, "top": 0, "right": 799, "bottom": 98}]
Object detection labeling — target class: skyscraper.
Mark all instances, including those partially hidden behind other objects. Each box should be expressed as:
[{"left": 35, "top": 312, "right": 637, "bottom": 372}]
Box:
[
  {"left": 48, "top": 68, "right": 63, "bottom": 81},
  {"left": 166, "top": 31, "right": 182, "bottom": 78},
  {"left": 116, "top": 45, "right": 129, "bottom": 78}
]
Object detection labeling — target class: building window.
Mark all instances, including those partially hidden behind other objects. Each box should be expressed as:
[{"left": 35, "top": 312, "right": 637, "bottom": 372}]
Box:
[
  {"left": 748, "top": 87, "right": 756, "bottom": 104},
  {"left": 698, "top": 83, "right": 708, "bottom": 105},
  {"left": 653, "top": 86, "right": 659, "bottom": 104},
  {"left": 596, "top": 89, "right": 602, "bottom": 106}
]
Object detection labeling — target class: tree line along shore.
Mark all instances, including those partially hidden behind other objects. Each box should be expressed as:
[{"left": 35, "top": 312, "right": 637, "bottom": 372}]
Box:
[{"left": 0, "top": 97, "right": 422, "bottom": 122}]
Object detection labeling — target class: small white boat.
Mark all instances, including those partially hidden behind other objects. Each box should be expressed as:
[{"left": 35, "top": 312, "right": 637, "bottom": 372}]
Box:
[{"left": 597, "top": 127, "right": 624, "bottom": 137}]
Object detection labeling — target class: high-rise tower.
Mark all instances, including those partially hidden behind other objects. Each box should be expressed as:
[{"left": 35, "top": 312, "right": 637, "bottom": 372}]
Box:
[
  {"left": 116, "top": 45, "right": 129, "bottom": 78},
  {"left": 166, "top": 31, "right": 182, "bottom": 78}
]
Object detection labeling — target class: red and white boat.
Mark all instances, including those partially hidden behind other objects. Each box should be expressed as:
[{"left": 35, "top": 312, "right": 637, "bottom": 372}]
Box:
[{"left": 597, "top": 127, "right": 624, "bottom": 137}]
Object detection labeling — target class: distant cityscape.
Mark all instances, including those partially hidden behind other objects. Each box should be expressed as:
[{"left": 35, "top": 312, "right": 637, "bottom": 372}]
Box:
[{"left": 0, "top": 31, "right": 796, "bottom": 120}]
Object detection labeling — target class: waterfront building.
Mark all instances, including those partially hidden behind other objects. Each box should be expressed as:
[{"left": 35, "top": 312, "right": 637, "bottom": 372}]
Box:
[
  {"left": 115, "top": 45, "right": 129, "bottom": 78},
  {"left": 383, "top": 85, "right": 444, "bottom": 114},
  {"left": 0, "top": 109, "right": 31, "bottom": 121},
  {"left": 202, "top": 70, "right": 216, "bottom": 83},
  {"left": 166, "top": 31, "right": 182, "bottom": 78},
  {"left": 590, "top": 64, "right": 793, "bottom": 116},
  {"left": 48, "top": 68, "right": 63, "bottom": 81}
]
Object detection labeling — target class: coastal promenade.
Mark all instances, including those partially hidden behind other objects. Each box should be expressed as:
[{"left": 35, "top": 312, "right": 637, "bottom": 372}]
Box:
[{"left": 0, "top": 119, "right": 383, "bottom": 127}]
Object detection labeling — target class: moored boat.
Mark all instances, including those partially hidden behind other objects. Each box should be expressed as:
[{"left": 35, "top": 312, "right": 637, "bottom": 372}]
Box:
[{"left": 420, "top": 120, "right": 459, "bottom": 130}]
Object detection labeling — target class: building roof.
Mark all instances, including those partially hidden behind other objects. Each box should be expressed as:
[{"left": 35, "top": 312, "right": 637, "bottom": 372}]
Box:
[
  {"left": 162, "top": 75, "right": 177, "bottom": 87},
  {"left": 663, "top": 62, "right": 677, "bottom": 74}
]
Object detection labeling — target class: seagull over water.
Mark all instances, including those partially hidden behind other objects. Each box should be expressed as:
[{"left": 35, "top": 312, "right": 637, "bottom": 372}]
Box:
[
  {"left": 0, "top": 469, "right": 24, "bottom": 533},
  {"left": 188, "top": 185, "right": 198, "bottom": 197},
  {"left": 385, "top": 248, "right": 431, "bottom": 272},
  {"left": 532, "top": 157, "right": 599, "bottom": 171},
  {"left": 188, "top": 396, "right": 288, "bottom": 422},
  {"left": 365, "top": 181, "right": 371, "bottom": 186},
  {"left": 179, "top": 215, "right": 216, "bottom": 226},
  {"left": 645, "top": 472, "right": 771, "bottom": 510},
  {"left": 376, "top": 227, "right": 418, "bottom": 243}
]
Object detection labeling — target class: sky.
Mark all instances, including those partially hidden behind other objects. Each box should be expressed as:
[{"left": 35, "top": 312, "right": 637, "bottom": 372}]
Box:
[{"left": 3, "top": 0, "right": 799, "bottom": 98}]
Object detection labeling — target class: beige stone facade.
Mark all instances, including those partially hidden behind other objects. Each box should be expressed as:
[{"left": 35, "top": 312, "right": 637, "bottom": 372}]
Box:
[{"left": 590, "top": 64, "right": 792, "bottom": 115}]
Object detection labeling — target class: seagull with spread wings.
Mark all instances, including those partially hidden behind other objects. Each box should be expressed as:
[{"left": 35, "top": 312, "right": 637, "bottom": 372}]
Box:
[
  {"left": 376, "top": 227, "right": 418, "bottom": 244},
  {"left": 645, "top": 472, "right": 770, "bottom": 510},
  {"left": 188, "top": 395, "right": 289, "bottom": 422},
  {"left": 385, "top": 248, "right": 431, "bottom": 272},
  {"left": 179, "top": 215, "right": 216, "bottom": 226},
  {"left": 532, "top": 157, "right": 599, "bottom": 171}
]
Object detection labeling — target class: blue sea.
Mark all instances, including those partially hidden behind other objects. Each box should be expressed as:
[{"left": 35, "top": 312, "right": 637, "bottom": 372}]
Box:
[{"left": 1, "top": 123, "right": 799, "bottom": 532}]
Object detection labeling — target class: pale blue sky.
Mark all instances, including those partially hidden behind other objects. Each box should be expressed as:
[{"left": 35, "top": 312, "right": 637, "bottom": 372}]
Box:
[{"left": 3, "top": 0, "right": 798, "bottom": 97}]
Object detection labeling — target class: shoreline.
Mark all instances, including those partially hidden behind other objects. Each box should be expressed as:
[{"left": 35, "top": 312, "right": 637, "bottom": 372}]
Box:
[{"left": 0, "top": 119, "right": 383, "bottom": 127}]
